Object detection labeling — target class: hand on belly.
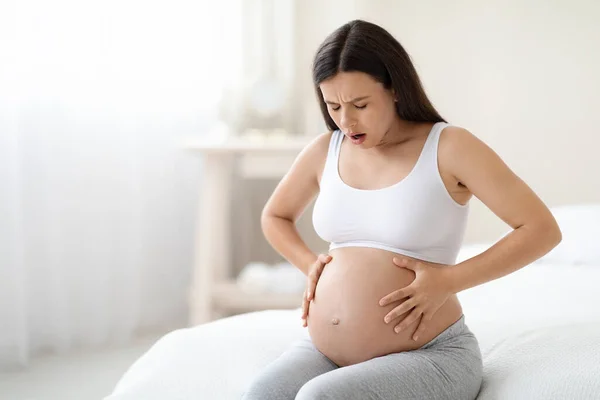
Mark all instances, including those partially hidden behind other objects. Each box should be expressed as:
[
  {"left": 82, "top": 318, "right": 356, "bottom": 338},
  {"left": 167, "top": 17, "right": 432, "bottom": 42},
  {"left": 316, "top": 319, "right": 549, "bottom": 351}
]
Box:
[
  {"left": 306, "top": 247, "right": 462, "bottom": 367},
  {"left": 380, "top": 256, "right": 455, "bottom": 340},
  {"left": 301, "top": 254, "right": 333, "bottom": 328}
]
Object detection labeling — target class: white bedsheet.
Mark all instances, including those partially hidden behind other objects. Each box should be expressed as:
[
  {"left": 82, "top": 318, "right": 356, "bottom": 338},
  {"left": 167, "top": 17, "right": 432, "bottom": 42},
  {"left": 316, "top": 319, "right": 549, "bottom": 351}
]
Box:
[
  {"left": 105, "top": 262, "right": 600, "bottom": 400},
  {"left": 476, "top": 322, "right": 600, "bottom": 400}
]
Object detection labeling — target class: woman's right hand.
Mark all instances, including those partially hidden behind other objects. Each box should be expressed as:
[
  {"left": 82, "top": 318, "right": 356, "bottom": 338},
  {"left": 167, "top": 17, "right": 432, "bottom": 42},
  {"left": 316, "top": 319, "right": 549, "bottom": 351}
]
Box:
[{"left": 301, "top": 253, "right": 333, "bottom": 327}]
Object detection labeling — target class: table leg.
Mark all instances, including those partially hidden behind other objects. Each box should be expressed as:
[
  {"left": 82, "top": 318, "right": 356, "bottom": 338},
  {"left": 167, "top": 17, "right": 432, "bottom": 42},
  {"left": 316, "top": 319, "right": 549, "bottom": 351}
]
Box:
[{"left": 188, "top": 153, "right": 234, "bottom": 326}]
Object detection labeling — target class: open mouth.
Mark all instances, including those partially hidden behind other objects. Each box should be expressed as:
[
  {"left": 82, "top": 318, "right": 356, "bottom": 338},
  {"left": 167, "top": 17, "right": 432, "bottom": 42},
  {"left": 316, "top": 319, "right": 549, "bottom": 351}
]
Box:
[{"left": 348, "top": 133, "right": 367, "bottom": 145}]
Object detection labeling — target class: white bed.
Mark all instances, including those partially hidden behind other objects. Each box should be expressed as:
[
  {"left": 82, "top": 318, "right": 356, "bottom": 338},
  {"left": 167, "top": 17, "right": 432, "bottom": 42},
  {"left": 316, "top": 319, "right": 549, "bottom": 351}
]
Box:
[
  {"left": 105, "top": 204, "right": 600, "bottom": 399},
  {"left": 103, "top": 259, "right": 600, "bottom": 400}
]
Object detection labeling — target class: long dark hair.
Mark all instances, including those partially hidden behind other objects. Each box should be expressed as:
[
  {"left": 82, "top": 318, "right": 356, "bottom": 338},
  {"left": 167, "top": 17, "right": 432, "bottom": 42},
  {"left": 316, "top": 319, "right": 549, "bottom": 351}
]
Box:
[{"left": 312, "top": 19, "right": 446, "bottom": 132}]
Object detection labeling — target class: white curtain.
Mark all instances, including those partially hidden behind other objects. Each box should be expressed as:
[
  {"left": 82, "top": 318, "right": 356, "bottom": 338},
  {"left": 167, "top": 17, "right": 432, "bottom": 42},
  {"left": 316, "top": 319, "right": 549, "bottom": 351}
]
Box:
[{"left": 0, "top": 0, "right": 253, "bottom": 369}]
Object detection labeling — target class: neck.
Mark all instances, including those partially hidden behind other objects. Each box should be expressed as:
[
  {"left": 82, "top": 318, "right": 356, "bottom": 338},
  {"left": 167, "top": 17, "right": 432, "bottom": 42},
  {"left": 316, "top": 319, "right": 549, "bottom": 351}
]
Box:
[{"left": 376, "top": 119, "right": 421, "bottom": 150}]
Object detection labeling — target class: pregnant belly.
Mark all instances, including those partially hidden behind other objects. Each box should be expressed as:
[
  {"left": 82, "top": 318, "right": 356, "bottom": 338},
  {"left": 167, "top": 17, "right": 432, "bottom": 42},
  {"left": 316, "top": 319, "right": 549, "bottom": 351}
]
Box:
[{"left": 307, "top": 247, "right": 463, "bottom": 367}]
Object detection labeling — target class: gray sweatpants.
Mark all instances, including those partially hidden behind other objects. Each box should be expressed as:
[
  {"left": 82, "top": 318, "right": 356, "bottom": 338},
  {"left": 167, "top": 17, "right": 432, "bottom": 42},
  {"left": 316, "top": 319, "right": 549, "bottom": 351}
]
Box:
[{"left": 241, "top": 315, "right": 482, "bottom": 400}]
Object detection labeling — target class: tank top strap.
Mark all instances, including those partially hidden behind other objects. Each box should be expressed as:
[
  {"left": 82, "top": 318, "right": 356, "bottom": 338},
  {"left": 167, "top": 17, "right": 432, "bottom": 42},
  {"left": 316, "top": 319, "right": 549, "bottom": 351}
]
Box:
[
  {"left": 321, "top": 129, "right": 344, "bottom": 183},
  {"left": 418, "top": 122, "right": 449, "bottom": 173},
  {"left": 330, "top": 129, "right": 344, "bottom": 159}
]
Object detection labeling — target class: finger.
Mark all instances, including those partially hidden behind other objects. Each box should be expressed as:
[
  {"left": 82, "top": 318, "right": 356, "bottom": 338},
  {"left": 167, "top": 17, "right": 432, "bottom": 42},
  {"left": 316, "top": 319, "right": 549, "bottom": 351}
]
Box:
[
  {"left": 412, "top": 315, "right": 428, "bottom": 341},
  {"left": 379, "top": 287, "right": 414, "bottom": 306},
  {"left": 394, "top": 308, "right": 423, "bottom": 333},
  {"left": 314, "top": 255, "right": 332, "bottom": 278},
  {"left": 307, "top": 255, "right": 332, "bottom": 301},
  {"left": 302, "top": 293, "right": 310, "bottom": 327},
  {"left": 318, "top": 254, "right": 332, "bottom": 264},
  {"left": 306, "top": 270, "right": 320, "bottom": 301},
  {"left": 301, "top": 291, "right": 308, "bottom": 319},
  {"left": 392, "top": 257, "right": 419, "bottom": 270},
  {"left": 384, "top": 299, "right": 416, "bottom": 323},
  {"left": 306, "top": 273, "right": 318, "bottom": 301},
  {"left": 313, "top": 260, "right": 326, "bottom": 277},
  {"left": 307, "top": 268, "right": 324, "bottom": 301}
]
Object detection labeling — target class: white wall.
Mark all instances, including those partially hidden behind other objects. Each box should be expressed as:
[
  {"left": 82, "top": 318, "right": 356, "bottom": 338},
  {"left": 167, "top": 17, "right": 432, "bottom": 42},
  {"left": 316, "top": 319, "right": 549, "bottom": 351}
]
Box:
[{"left": 293, "top": 0, "right": 600, "bottom": 244}]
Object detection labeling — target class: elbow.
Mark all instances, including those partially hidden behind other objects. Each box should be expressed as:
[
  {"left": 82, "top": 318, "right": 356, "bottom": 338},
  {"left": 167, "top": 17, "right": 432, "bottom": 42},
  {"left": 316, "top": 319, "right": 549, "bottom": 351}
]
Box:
[
  {"left": 523, "top": 212, "right": 562, "bottom": 256},
  {"left": 260, "top": 207, "right": 285, "bottom": 236},
  {"left": 261, "top": 204, "right": 294, "bottom": 227},
  {"left": 542, "top": 217, "right": 562, "bottom": 252},
  {"left": 552, "top": 224, "right": 563, "bottom": 248},
  {"left": 260, "top": 208, "right": 273, "bottom": 235}
]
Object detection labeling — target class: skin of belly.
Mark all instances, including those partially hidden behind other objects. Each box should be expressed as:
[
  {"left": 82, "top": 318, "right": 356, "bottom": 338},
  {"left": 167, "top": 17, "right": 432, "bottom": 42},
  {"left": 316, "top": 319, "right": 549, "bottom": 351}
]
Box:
[{"left": 307, "top": 247, "right": 463, "bottom": 367}]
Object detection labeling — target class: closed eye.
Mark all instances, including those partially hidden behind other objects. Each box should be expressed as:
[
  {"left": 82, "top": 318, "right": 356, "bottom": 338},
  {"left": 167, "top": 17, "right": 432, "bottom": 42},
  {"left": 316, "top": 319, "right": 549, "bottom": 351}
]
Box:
[{"left": 329, "top": 104, "right": 367, "bottom": 111}]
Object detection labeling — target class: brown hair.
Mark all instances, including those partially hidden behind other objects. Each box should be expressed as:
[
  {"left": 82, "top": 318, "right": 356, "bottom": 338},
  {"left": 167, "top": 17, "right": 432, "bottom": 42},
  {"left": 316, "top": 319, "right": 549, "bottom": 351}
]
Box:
[{"left": 312, "top": 19, "right": 446, "bottom": 131}]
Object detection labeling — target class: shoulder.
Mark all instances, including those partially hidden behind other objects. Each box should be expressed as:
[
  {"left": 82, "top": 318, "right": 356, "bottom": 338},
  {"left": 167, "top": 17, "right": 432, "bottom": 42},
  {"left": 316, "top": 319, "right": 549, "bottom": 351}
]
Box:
[
  {"left": 438, "top": 125, "right": 492, "bottom": 160},
  {"left": 438, "top": 124, "right": 480, "bottom": 150},
  {"left": 437, "top": 124, "right": 507, "bottom": 181},
  {"left": 296, "top": 130, "right": 333, "bottom": 163},
  {"left": 289, "top": 130, "right": 334, "bottom": 181},
  {"left": 306, "top": 130, "right": 334, "bottom": 153}
]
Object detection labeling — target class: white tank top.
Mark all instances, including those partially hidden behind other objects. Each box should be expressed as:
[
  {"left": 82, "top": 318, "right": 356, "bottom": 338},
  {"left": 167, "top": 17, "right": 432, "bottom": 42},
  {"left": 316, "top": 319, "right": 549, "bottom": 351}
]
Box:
[{"left": 312, "top": 122, "right": 469, "bottom": 265}]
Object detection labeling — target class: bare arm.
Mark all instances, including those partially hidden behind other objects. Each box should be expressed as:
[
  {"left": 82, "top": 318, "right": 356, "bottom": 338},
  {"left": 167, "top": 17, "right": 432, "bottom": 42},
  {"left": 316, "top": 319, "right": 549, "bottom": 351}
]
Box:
[
  {"left": 261, "top": 132, "right": 331, "bottom": 276},
  {"left": 440, "top": 127, "right": 562, "bottom": 293}
]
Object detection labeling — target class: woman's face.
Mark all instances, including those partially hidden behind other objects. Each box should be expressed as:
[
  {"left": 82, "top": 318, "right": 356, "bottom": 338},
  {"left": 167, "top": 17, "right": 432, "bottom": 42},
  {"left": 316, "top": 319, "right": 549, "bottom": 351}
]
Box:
[{"left": 319, "top": 71, "right": 399, "bottom": 149}]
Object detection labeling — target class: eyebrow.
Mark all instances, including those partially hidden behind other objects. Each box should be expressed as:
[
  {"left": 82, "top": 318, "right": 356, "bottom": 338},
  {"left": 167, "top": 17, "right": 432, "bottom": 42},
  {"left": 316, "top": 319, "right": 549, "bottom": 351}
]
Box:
[{"left": 324, "top": 96, "right": 370, "bottom": 105}]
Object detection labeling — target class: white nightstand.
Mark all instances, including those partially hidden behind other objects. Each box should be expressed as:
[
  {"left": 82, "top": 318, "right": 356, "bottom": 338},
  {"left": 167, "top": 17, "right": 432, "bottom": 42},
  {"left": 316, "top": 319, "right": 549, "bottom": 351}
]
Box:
[{"left": 183, "top": 134, "right": 312, "bottom": 326}]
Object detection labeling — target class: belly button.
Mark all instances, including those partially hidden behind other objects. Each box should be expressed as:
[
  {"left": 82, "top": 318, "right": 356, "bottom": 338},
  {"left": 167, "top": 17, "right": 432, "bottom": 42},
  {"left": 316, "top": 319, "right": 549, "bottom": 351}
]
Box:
[{"left": 331, "top": 318, "right": 340, "bottom": 325}]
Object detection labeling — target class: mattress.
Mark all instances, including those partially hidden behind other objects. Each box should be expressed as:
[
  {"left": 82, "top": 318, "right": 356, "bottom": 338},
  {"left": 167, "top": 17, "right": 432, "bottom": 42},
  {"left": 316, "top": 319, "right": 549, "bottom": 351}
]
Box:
[{"left": 105, "top": 262, "right": 600, "bottom": 400}]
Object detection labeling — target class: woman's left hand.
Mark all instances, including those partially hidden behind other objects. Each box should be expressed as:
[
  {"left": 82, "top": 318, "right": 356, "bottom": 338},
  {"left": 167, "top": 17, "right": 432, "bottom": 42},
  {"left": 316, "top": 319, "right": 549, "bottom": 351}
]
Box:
[{"left": 379, "top": 257, "right": 453, "bottom": 341}]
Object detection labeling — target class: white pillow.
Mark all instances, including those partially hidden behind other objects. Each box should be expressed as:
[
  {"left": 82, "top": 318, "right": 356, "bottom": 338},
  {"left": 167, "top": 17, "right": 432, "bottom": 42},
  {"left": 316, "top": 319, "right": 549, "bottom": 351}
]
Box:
[{"left": 538, "top": 203, "right": 600, "bottom": 265}]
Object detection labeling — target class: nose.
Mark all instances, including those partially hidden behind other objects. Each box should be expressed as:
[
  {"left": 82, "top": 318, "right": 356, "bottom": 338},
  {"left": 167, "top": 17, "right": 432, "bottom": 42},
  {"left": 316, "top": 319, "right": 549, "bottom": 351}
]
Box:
[{"left": 339, "top": 108, "right": 357, "bottom": 131}]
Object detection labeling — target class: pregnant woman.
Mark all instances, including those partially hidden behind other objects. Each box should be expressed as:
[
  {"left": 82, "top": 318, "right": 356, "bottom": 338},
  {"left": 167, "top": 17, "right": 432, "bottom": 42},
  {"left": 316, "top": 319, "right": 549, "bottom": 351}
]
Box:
[{"left": 242, "top": 19, "right": 561, "bottom": 400}]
